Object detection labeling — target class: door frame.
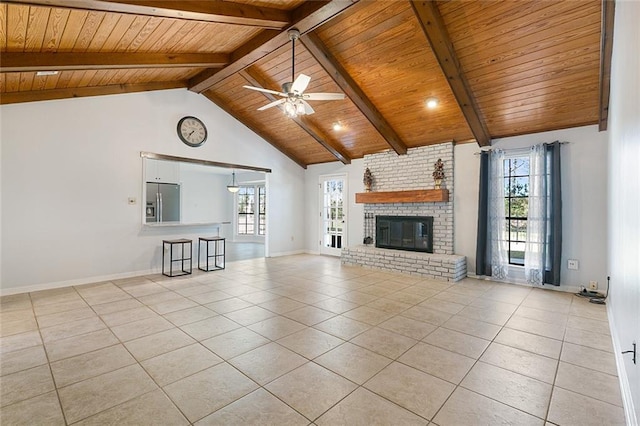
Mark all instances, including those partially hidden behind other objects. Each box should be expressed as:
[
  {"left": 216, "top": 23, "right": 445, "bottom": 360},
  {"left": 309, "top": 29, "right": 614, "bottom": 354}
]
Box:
[
  {"left": 232, "top": 181, "right": 267, "bottom": 243},
  {"left": 318, "top": 173, "right": 348, "bottom": 256}
]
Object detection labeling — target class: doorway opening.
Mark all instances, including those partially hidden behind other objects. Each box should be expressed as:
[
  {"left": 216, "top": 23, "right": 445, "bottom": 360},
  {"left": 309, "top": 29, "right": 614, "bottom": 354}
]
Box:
[{"left": 319, "top": 174, "right": 347, "bottom": 256}]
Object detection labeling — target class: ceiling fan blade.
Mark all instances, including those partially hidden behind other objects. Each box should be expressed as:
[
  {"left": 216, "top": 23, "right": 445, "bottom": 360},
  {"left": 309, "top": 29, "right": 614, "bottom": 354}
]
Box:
[
  {"left": 291, "top": 74, "right": 311, "bottom": 94},
  {"left": 302, "top": 100, "right": 315, "bottom": 115},
  {"left": 257, "top": 98, "right": 286, "bottom": 111},
  {"left": 303, "top": 93, "right": 346, "bottom": 101},
  {"left": 243, "top": 85, "right": 286, "bottom": 97}
]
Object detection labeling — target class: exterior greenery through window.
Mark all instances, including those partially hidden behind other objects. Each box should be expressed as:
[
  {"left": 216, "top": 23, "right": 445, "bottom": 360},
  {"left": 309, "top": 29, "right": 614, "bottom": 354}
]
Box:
[
  {"left": 323, "top": 179, "right": 344, "bottom": 249},
  {"left": 504, "top": 157, "right": 529, "bottom": 265},
  {"left": 237, "top": 185, "right": 266, "bottom": 236}
]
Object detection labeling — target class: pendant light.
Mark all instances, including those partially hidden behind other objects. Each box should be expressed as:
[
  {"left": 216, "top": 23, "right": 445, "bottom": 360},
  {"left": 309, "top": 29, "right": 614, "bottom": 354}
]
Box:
[{"left": 227, "top": 171, "right": 240, "bottom": 193}]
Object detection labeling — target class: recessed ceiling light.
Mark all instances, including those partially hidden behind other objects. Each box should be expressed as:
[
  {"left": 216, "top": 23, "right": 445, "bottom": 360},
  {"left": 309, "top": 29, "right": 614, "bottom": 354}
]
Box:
[
  {"left": 36, "top": 71, "right": 59, "bottom": 76},
  {"left": 425, "top": 97, "right": 439, "bottom": 109},
  {"left": 332, "top": 122, "right": 343, "bottom": 131}
]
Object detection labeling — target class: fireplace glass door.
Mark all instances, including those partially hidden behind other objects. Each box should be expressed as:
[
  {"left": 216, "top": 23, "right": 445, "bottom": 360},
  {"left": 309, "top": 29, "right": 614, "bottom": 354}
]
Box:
[{"left": 376, "top": 216, "right": 433, "bottom": 253}]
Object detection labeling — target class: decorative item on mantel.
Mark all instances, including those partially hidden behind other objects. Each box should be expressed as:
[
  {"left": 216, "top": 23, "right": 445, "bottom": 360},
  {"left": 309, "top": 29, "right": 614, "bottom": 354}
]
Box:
[
  {"left": 363, "top": 167, "right": 373, "bottom": 192},
  {"left": 432, "top": 158, "right": 445, "bottom": 189}
]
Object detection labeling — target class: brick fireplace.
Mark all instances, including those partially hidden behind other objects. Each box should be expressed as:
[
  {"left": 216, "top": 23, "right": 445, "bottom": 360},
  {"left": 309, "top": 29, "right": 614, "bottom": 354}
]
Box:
[{"left": 341, "top": 142, "right": 467, "bottom": 281}]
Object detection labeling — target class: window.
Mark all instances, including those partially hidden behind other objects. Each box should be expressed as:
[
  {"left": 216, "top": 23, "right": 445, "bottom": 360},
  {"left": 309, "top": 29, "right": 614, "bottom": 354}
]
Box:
[
  {"left": 477, "top": 143, "right": 562, "bottom": 285},
  {"left": 237, "top": 186, "right": 255, "bottom": 235},
  {"left": 504, "top": 157, "right": 530, "bottom": 266},
  {"left": 258, "top": 186, "right": 266, "bottom": 236},
  {"left": 237, "top": 185, "right": 266, "bottom": 236}
]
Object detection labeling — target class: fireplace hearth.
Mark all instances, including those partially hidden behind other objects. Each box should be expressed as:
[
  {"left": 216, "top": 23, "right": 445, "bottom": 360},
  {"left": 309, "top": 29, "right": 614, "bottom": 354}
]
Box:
[{"left": 376, "top": 216, "right": 434, "bottom": 253}]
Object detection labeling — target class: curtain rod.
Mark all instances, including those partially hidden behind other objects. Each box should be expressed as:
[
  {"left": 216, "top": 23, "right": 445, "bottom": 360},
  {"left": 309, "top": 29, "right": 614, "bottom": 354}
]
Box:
[{"left": 473, "top": 141, "right": 570, "bottom": 155}]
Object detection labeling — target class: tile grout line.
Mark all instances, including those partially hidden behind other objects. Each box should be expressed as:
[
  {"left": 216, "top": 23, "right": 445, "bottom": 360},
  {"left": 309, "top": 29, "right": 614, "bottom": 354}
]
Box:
[
  {"left": 426, "top": 285, "right": 556, "bottom": 423},
  {"left": 29, "top": 288, "right": 71, "bottom": 426},
  {"left": 2, "top": 262, "right": 618, "bottom": 425},
  {"left": 71, "top": 284, "right": 180, "bottom": 425}
]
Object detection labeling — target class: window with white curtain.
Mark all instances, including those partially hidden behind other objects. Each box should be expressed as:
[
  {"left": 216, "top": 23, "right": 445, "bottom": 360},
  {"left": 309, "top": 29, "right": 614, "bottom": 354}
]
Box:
[{"left": 480, "top": 142, "right": 562, "bottom": 286}]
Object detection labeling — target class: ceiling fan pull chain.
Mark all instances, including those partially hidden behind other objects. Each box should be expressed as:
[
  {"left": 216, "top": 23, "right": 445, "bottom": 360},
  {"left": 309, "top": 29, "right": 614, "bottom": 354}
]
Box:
[{"left": 291, "top": 32, "right": 295, "bottom": 88}]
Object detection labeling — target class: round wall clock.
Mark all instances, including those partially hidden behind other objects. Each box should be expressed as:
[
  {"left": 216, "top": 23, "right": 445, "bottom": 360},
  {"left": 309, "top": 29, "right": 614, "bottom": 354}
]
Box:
[{"left": 177, "top": 116, "right": 208, "bottom": 147}]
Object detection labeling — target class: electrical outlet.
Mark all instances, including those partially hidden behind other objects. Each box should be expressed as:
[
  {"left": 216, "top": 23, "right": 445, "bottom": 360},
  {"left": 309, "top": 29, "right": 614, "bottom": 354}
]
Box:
[
  {"left": 589, "top": 281, "right": 598, "bottom": 290},
  {"left": 567, "top": 259, "right": 579, "bottom": 270}
]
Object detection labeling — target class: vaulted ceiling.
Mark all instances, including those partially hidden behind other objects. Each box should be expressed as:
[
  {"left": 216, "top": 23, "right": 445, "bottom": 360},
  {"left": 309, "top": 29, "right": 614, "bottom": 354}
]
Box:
[{"left": 0, "top": 0, "right": 613, "bottom": 168}]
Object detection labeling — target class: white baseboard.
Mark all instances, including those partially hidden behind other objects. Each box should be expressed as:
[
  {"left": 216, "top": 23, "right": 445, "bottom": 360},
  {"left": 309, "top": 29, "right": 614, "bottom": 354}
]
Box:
[
  {"left": 466, "top": 274, "right": 582, "bottom": 294},
  {"left": 1, "top": 253, "right": 583, "bottom": 299},
  {"left": 305, "top": 249, "right": 344, "bottom": 257},
  {"left": 267, "top": 249, "right": 306, "bottom": 258},
  {"left": 0, "top": 268, "right": 159, "bottom": 297},
  {"left": 0, "top": 250, "right": 310, "bottom": 296},
  {"left": 607, "top": 303, "right": 638, "bottom": 426}
]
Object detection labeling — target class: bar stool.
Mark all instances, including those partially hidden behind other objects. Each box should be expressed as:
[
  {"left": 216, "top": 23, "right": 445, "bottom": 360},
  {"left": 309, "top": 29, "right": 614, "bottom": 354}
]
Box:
[
  {"left": 162, "top": 239, "right": 192, "bottom": 277},
  {"left": 198, "top": 237, "right": 225, "bottom": 272}
]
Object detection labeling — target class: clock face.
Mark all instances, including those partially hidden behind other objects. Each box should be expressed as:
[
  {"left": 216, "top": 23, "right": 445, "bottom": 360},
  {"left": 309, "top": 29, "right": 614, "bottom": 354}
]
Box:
[{"left": 177, "top": 116, "right": 207, "bottom": 147}]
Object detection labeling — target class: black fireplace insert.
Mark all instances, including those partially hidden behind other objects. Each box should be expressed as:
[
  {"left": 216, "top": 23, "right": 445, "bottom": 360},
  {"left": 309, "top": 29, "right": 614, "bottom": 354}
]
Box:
[{"left": 376, "top": 216, "right": 434, "bottom": 253}]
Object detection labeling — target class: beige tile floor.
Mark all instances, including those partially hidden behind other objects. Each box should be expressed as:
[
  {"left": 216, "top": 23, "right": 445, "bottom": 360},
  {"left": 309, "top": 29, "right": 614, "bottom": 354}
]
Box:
[{"left": 0, "top": 254, "right": 626, "bottom": 425}]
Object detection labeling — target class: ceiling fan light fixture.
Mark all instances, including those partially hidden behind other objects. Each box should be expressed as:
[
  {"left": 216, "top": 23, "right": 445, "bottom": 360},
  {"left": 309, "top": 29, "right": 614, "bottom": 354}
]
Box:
[
  {"left": 295, "top": 100, "right": 306, "bottom": 116},
  {"left": 284, "top": 99, "right": 297, "bottom": 118},
  {"left": 244, "top": 27, "right": 344, "bottom": 116},
  {"left": 426, "top": 97, "right": 439, "bottom": 109},
  {"left": 227, "top": 171, "right": 240, "bottom": 193}
]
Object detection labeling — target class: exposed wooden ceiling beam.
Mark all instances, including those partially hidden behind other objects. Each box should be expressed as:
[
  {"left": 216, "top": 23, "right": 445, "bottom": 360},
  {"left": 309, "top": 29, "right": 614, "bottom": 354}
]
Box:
[
  {"left": 0, "top": 80, "right": 186, "bottom": 104},
  {"left": 189, "top": 0, "right": 359, "bottom": 93},
  {"left": 410, "top": 0, "right": 492, "bottom": 147},
  {"left": 301, "top": 31, "right": 408, "bottom": 155},
  {"left": 0, "top": 52, "right": 229, "bottom": 72},
  {"left": 239, "top": 69, "right": 351, "bottom": 165},
  {"left": 3, "top": 0, "right": 291, "bottom": 29},
  {"left": 598, "top": 0, "right": 615, "bottom": 131},
  {"left": 202, "top": 92, "right": 308, "bottom": 169}
]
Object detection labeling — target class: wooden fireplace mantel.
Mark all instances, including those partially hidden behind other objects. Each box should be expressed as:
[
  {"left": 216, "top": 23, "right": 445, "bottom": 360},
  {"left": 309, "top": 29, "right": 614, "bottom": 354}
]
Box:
[{"left": 355, "top": 189, "right": 449, "bottom": 204}]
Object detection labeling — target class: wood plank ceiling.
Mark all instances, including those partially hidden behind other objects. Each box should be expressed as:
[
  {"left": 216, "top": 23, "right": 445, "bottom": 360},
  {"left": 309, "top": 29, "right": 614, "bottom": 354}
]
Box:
[{"left": 0, "top": 0, "right": 609, "bottom": 168}]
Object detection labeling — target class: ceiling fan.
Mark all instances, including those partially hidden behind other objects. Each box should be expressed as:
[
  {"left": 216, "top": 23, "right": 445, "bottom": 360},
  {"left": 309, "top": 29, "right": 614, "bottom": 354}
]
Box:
[{"left": 243, "top": 28, "right": 345, "bottom": 118}]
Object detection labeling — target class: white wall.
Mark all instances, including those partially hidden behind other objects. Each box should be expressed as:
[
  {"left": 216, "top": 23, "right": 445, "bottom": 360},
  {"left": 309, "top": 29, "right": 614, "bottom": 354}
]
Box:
[
  {"left": 304, "top": 159, "right": 365, "bottom": 254},
  {"left": 608, "top": 0, "right": 640, "bottom": 423},
  {"left": 453, "top": 142, "right": 481, "bottom": 271},
  {"left": 454, "top": 125, "right": 609, "bottom": 292},
  {"left": 1, "top": 88, "right": 305, "bottom": 293}
]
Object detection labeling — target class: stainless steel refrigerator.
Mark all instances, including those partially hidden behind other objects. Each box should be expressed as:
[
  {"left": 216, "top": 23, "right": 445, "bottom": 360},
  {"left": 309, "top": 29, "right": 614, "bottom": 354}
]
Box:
[{"left": 146, "top": 183, "right": 180, "bottom": 223}]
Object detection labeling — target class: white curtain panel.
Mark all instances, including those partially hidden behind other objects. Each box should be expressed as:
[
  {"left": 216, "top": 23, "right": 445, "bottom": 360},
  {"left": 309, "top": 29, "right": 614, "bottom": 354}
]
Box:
[
  {"left": 489, "top": 149, "right": 510, "bottom": 280},
  {"left": 525, "top": 144, "right": 547, "bottom": 284}
]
